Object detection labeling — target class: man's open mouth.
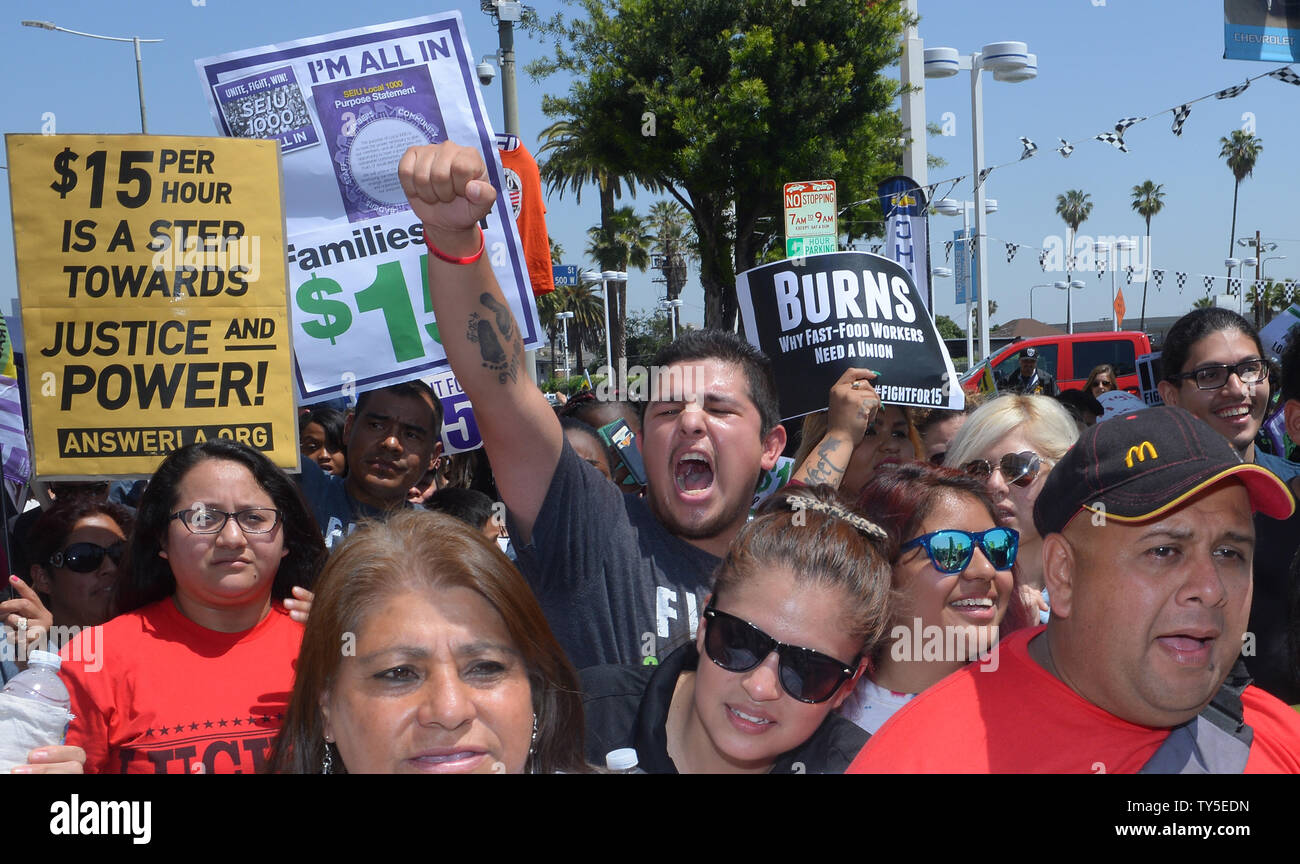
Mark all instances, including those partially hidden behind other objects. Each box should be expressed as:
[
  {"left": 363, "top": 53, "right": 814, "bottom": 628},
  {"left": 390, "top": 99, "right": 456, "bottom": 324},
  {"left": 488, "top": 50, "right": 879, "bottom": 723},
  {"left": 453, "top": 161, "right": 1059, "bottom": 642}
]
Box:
[{"left": 675, "top": 452, "right": 715, "bottom": 493}]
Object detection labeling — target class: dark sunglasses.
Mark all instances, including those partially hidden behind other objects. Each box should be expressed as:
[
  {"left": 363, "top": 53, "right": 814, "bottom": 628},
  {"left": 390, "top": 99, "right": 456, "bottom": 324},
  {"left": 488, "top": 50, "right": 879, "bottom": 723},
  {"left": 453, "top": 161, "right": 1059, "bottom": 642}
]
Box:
[
  {"left": 902, "top": 527, "right": 1019, "bottom": 574},
  {"left": 703, "top": 605, "right": 857, "bottom": 704},
  {"left": 1169, "top": 359, "right": 1266, "bottom": 391},
  {"left": 964, "top": 451, "right": 1045, "bottom": 488},
  {"left": 49, "top": 541, "right": 124, "bottom": 573}
]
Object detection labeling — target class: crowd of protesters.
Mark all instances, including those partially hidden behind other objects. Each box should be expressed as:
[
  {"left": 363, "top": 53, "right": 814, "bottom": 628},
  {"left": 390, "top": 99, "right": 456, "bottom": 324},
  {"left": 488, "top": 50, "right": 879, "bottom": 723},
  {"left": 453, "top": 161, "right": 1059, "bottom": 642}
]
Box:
[{"left": 2, "top": 140, "right": 1298, "bottom": 774}]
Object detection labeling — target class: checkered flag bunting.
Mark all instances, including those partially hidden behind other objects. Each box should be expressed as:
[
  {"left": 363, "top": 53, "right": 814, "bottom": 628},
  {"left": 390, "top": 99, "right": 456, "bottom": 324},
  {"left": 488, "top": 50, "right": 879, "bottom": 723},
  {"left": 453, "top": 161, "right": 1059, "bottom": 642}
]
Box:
[
  {"left": 870, "top": 244, "right": 882, "bottom": 254},
  {"left": 1039, "top": 249, "right": 1048, "bottom": 271},
  {"left": 1057, "top": 138, "right": 1074, "bottom": 158},
  {"left": 1176, "top": 272, "right": 1186, "bottom": 292},
  {"left": 1096, "top": 131, "right": 1129, "bottom": 153},
  {"left": 1203, "top": 275, "right": 1215, "bottom": 292},
  {"left": 1269, "top": 67, "right": 1300, "bottom": 85},
  {"left": 1153, "top": 269, "right": 1164, "bottom": 289},
  {"left": 1019, "top": 137, "right": 1037, "bottom": 160},
  {"left": 977, "top": 167, "right": 994, "bottom": 188},
  {"left": 1216, "top": 81, "right": 1249, "bottom": 99},
  {"left": 944, "top": 240, "right": 953, "bottom": 262},
  {"left": 1126, "top": 265, "right": 1135, "bottom": 284},
  {"left": 1097, "top": 256, "right": 1107, "bottom": 276},
  {"left": 1229, "top": 277, "right": 1240, "bottom": 294},
  {"left": 1171, "top": 104, "right": 1192, "bottom": 136},
  {"left": 1114, "top": 117, "right": 1143, "bottom": 132},
  {"left": 1006, "top": 243, "right": 1019, "bottom": 263}
]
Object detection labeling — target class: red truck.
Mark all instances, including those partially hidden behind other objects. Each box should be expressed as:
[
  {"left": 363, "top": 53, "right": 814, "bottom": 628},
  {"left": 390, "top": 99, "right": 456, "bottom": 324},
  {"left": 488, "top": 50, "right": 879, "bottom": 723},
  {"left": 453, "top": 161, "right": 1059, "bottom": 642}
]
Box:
[{"left": 961, "top": 331, "right": 1154, "bottom": 395}]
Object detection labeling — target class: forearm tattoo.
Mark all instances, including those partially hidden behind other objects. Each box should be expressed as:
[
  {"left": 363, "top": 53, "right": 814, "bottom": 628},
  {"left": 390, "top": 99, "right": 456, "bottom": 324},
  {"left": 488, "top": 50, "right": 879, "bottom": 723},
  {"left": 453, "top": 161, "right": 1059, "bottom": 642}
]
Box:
[
  {"left": 804, "top": 436, "right": 847, "bottom": 486},
  {"left": 466, "top": 293, "right": 522, "bottom": 384}
]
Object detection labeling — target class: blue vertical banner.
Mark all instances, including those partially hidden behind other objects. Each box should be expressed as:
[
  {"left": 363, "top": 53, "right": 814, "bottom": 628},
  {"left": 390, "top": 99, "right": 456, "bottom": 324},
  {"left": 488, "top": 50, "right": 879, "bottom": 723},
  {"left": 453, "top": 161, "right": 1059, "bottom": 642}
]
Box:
[
  {"left": 1224, "top": 0, "right": 1300, "bottom": 61},
  {"left": 953, "top": 228, "right": 979, "bottom": 305},
  {"left": 877, "top": 176, "right": 930, "bottom": 311}
]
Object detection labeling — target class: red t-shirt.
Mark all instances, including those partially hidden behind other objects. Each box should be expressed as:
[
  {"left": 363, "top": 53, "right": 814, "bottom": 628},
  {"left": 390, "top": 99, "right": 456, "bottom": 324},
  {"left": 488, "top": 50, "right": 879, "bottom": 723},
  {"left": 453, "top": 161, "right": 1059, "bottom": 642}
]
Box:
[
  {"left": 60, "top": 598, "right": 303, "bottom": 774},
  {"left": 848, "top": 627, "right": 1300, "bottom": 773}
]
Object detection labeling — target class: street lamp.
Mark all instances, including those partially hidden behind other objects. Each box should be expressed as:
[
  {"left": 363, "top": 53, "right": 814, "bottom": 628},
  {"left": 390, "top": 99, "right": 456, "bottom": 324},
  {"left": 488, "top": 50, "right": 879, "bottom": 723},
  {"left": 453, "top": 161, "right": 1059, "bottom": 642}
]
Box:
[
  {"left": 554, "top": 311, "right": 574, "bottom": 380},
  {"left": 1055, "top": 280, "right": 1085, "bottom": 328},
  {"left": 925, "top": 41, "right": 1036, "bottom": 361},
  {"left": 22, "top": 20, "right": 162, "bottom": 133},
  {"left": 1029, "top": 283, "right": 1057, "bottom": 321},
  {"left": 659, "top": 298, "right": 684, "bottom": 341},
  {"left": 1094, "top": 239, "right": 1135, "bottom": 331},
  {"left": 580, "top": 269, "right": 626, "bottom": 379},
  {"left": 934, "top": 197, "right": 996, "bottom": 361},
  {"left": 1225, "top": 257, "right": 1245, "bottom": 315}
]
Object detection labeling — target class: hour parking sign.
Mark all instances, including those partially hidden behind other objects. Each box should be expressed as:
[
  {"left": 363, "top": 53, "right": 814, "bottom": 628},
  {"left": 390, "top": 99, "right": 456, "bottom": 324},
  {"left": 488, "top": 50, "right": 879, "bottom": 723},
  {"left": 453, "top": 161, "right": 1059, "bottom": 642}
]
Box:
[{"left": 783, "top": 180, "right": 837, "bottom": 257}]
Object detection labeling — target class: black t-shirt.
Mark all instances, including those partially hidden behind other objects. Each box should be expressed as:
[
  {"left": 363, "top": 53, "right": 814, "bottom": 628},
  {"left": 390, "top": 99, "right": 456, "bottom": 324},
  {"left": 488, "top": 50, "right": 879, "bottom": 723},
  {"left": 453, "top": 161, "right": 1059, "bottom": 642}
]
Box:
[
  {"left": 1246, "top": 509, "right": 1300, "bottom": 704},
  {"left": 1004, "top": 368, "right": 1058, "bottom": 396},
  {"left": 580, "top": 642, "right": 869, "bottom": 774},
  {"left": 507, "top": 440, "right": 720, "bottom": 669}
]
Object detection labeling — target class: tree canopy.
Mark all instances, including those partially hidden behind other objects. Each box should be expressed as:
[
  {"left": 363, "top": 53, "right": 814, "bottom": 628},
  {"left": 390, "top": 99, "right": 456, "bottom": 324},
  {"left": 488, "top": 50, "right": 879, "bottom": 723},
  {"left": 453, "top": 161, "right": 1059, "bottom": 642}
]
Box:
[{"left": 528, "top": 0, "right": 910, "bottom": 329}]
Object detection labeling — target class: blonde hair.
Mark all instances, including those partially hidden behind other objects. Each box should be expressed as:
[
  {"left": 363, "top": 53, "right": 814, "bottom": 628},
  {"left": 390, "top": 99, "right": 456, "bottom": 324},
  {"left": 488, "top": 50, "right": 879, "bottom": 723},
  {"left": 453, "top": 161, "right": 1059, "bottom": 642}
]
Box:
[{"left": 943, "top": 393, "right": 1079, "bottom": 472}]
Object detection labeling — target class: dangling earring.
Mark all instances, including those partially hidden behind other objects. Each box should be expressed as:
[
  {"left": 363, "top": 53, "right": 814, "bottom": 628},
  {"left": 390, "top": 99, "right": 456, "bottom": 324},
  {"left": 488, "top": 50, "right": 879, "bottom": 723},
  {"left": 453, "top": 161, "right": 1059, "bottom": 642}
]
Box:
[
  {"left": 322, "top": 741, "right": 334, "bottom": 774},
  {"left": 527, "top": 713, "right": 538, "bottom": 773}
]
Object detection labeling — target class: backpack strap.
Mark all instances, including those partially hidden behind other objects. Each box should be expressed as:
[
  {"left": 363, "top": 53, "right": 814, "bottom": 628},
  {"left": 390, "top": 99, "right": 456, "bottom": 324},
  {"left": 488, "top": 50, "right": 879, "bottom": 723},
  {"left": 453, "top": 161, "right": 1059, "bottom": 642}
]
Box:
[{"left": 1138, "top": 659, "right": 1253, "bottom": 774}]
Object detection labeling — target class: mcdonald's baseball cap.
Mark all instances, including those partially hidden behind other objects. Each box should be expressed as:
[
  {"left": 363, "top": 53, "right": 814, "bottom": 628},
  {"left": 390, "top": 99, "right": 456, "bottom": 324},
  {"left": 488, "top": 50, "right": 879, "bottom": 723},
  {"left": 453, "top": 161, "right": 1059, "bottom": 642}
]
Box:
[{"left": 1033, "top": 405, "right": 1294, "bottom": 535}]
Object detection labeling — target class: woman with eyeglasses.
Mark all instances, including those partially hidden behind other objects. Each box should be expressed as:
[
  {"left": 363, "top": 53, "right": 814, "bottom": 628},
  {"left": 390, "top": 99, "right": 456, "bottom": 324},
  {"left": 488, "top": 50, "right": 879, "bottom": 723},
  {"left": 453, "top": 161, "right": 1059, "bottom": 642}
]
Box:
[
  {"left": 581, "top": 485, "right": 892, "bottom": 773},
  {"left": 943, "top": 395, "right": 1078, "bottom": 621},
  {"left": 1155, "top": 307, "right": 1279, "bottom": 471},
  {"left": 839, "top": 462, "right": 1033, "bottom": 734},
  {"left": 58, "top": 439, "right": 327, "bottom": 773},
  {"left": 1156, "top": 307, "right": 1300, "bottom": 704},
  {"left": 25, "top": 500, "right": 133, "bottom": 638},
  {"left": 1084, "top": 364, "right": 1118, "bottom": 398}
]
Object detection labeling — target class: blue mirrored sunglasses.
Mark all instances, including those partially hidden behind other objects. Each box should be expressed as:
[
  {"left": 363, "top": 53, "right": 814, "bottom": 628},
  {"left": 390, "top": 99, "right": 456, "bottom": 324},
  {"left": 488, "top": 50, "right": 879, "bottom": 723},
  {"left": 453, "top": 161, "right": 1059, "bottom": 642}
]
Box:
[{"left": 902, "top": 527, "right": 1019, "bottom": 573}]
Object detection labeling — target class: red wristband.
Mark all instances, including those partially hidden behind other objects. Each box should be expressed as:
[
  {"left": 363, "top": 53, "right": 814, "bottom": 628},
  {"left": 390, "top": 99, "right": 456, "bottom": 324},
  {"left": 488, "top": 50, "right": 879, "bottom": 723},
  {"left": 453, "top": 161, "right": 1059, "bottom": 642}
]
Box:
[{"left": 425, "top": 225, "right": 485, "bottom": 265}]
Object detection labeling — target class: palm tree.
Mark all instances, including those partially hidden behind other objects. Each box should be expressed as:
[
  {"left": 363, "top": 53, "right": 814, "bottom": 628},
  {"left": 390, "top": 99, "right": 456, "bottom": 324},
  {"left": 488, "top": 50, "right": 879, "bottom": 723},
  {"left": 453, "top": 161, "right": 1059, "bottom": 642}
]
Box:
[
  {"left": 586, "top": 206, "right": 655, "bottom": 368},
  {"left": 1129, "top": 181, "right": 1166, "bottom": 332},
  {"left": 648, "top": 200, "right": 697, "bottom": 335},
  {"left": 1055, "top": 190, "right": 1093, "bottom": 333},
  {"left": 1219, "top": 130, "right": 1263, "bottom": 266}
]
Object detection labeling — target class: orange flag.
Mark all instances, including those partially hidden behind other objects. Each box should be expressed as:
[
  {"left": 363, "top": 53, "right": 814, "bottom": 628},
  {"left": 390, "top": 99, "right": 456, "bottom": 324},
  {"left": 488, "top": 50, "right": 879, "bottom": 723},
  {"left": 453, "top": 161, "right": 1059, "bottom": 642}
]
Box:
[{"left": 1114, "top": 288, "right": 1127, "bottom": 330}]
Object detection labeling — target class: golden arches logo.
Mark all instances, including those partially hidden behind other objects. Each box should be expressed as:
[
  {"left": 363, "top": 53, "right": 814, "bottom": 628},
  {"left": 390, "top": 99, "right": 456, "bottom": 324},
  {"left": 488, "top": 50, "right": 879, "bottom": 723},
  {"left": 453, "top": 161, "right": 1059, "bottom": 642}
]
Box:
[{"left": 1125, "top": 441, "right": 1157, "bottom": 468}]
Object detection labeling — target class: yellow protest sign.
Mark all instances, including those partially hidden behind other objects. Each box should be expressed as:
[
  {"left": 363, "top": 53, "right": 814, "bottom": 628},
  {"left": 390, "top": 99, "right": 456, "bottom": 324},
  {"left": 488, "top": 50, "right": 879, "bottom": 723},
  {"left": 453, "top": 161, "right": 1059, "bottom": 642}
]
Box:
[{"left": 5, "top": 134, "right": 298, "bottom": 478}]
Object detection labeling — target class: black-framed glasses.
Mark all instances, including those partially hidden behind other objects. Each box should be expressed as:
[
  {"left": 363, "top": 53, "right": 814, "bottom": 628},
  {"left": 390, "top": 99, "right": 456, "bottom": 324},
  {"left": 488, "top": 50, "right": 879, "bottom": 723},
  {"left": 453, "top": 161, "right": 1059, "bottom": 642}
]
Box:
[
  {"left": 49, "top": 541, "right": 124, "bottom": 573},
  {"left": 171, "top": 508, "right": 282, "bottom": 535},
  {"left": 1169, "top": 359, "right": 1266, "bottom": 391},
  {"left": 902, "top": 527, "right": 1019, "bottom": 574},
  {"left": 702, "top": 605, "right": 857, "bottom": 704},
  {"left": 964, "top": 451, "right": 1045, "bottom": 488}
]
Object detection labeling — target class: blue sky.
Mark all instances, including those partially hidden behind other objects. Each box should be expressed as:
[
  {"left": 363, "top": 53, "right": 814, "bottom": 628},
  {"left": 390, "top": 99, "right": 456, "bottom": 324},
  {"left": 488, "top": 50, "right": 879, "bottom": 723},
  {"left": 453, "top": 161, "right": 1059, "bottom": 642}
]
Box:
[{"left": 2, "top": 0, "right": 1296, "bottom": 333}]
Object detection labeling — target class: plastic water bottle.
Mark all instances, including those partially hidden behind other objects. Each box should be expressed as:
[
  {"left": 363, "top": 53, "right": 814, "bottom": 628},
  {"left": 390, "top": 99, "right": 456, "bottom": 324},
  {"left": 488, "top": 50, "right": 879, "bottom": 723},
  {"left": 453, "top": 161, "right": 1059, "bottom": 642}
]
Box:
[
  {"left": 1, "top": 650, "right": 71, "bottom": 741},
  {"left": 605, "top": 748, "right": 646, "bottom": 774}
]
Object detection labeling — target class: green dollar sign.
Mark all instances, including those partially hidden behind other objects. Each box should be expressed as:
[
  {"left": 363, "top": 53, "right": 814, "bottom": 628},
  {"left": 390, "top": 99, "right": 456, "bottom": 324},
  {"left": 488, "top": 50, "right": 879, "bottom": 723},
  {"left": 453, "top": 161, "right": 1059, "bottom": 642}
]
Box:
[{"left": 296, "top": 274, "right": 353, "bottom": 345}]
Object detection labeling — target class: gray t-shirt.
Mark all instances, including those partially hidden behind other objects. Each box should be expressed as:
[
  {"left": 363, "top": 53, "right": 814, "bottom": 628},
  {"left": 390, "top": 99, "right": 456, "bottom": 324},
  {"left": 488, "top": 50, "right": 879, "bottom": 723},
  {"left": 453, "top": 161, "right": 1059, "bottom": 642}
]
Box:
[
  {"left": 509, "top": 440, "right": 720, "bottom": 670},
  {"left": 297, "top": 459, "right": 394, "bottom": 550}
]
